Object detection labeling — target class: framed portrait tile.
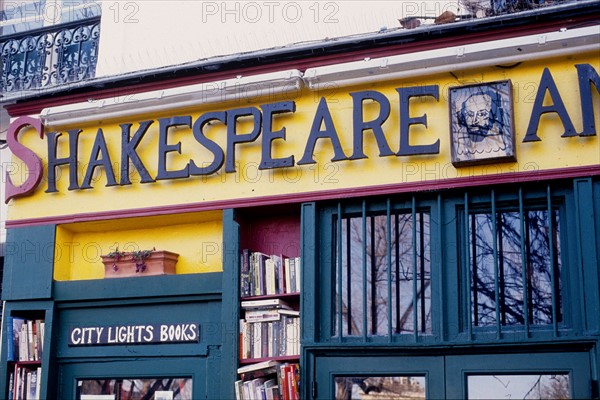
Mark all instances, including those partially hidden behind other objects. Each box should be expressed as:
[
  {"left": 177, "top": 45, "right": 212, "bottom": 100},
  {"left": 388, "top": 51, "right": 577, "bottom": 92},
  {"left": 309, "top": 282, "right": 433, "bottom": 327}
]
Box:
[{"left": 449, "top": 80, "right": 516, "bottom": 166}]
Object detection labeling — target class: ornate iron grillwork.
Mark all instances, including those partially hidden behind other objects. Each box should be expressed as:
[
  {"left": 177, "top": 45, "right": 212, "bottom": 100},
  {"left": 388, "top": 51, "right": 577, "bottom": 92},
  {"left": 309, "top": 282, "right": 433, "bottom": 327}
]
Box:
[{"left": 1, "top": 17, "right": 100, "bottom": 94}]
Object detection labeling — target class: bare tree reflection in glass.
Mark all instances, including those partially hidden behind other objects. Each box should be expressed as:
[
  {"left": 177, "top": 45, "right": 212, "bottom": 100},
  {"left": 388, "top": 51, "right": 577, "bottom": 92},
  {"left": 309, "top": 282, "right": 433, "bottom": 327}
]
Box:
[
  {"left": 470, "top": 209, "right": 562, "bottom": 327},
  {"left": 335, "top": 212, "right": 431, "bottom": 337},
  {"left": 335, "top": 376, "right": 426, "bottom": 400},
  {"left": 467, "top": 374, "right": 570, "bottom": 399}
]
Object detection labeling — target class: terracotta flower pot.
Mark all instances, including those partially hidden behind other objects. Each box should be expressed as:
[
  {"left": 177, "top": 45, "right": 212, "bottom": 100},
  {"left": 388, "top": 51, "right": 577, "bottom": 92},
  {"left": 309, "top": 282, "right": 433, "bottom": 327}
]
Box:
[{"left": 101, "top": 250, "right": 179, "bottom": 278}]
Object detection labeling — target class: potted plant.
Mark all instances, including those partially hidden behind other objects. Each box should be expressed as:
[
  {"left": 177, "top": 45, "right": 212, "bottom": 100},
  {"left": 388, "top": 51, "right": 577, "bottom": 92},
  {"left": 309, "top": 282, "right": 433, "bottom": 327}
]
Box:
[{"left": 101, "top": 247, "right": 179, "bottom": 278}]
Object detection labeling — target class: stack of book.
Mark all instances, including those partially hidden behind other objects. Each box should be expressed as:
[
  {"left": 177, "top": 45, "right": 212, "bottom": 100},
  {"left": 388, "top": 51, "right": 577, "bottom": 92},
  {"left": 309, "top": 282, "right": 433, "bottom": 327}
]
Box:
[
  {"left": 6, "top": 317, "right": 45, "bottom": 362},
  {"left": 8, "top": 365, "right": 41, "bottom": 400},
  {"left": 240, "top": 250, "right": 301, "bottom": 297},
  {"left": 239, "top": 299, "right": 300, "bottom": 360},
  {"left": 234, "top": 361, "right": 300, "bottom": 400}
]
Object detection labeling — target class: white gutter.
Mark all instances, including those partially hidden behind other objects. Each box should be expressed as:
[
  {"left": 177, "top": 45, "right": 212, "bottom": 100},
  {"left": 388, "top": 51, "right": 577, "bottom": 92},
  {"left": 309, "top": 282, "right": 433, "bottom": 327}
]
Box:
[
  {"left": 40, "top": 70, "right": 304, "bottom": 127},
  {"left": 303, "top": 25, "right": 600, "bottom": 89}
]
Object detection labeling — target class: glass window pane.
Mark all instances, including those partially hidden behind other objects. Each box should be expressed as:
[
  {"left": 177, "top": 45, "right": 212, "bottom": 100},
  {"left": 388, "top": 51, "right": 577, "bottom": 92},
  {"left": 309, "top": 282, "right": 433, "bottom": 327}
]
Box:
[
  {"left": 469, "top": 208, "right": 561, "bottom": 328},
  {"left": 77, "top": 378, "right": 193, "bottom": 400},
  {"left": 335, "top": 210, "right": 431, "bottom": 338},
  {"left": 335, "top": 376, "right": 426, "bottom": 400},
  {"left": 467, "top": 374, "right": 570, "bottom": 399},
  {"left": 0, "top": 0, "right": 45, "bottom": 35}
]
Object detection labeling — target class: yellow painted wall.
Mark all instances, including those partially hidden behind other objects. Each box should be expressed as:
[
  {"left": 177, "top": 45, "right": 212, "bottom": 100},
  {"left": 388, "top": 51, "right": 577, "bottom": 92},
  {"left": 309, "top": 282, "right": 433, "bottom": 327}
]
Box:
[
  {"left": 6, "top": 52, "right": 600, "bottom": 223},
  {"left": 53, "top": 211, "right": 223, "bottom": 280}
]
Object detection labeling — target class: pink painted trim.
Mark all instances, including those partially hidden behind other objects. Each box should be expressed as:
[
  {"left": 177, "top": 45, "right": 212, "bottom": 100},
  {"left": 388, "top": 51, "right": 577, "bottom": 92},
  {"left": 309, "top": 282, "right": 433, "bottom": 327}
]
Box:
[{"left": 6, "top": 165, "right": 600, "bottom": 228}]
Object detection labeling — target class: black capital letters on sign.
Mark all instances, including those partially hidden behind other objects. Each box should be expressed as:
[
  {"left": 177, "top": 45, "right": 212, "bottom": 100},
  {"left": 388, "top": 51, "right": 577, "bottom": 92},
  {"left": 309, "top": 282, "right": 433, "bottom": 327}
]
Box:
[
  {"left": 350, "top": 90, "right": 394, "bottom": 160},
  {"left": 259, "top": 101, "right": 296, "bottom": 170},
  {"left": 397, "top": 85, "right": 440, "bottom": 156},
  {"left": 575, "top": 63, "right": 600, "bottom": 137},
  {"left": 189, "top": 111, "right": 226, "bottom": 175},
  {"left": 46, "top": 129, "right": 81, "bottom": 192},
  {"left": 120, "top": 120, "right": 155, "bottom": 185},
  {"left": 298, "top": 97, "right": 348, "bottom": 165},
  {"left": 226, "top": 107, "right": 262, "bottom": 173},
  {"left": 81, "top": 129, "right": 117, "bottom": 189},
  {"left": 524, "top": 67, "right": 577, "bottom": 142},
  {"left": 156, "top": 116, "right": 192, "bottom": 180}
]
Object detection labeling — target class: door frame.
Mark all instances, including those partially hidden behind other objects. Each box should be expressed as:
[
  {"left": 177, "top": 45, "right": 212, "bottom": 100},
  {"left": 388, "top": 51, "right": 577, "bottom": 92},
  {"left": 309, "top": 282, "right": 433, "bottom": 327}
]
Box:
[
  {"left": 58, "top": 357, "right": 206, "bottom": 400},
  {"left": 312, "top": 349, "right": 592, "bottom": 399}
]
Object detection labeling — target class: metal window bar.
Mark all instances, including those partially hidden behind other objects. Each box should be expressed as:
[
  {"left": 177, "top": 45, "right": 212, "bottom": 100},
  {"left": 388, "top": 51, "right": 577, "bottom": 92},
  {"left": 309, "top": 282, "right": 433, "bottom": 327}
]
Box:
[
  {"left": 336, "top": 202, "right": 343, "bottom": 342},
  {"left": 525, "top": 211, "right": 534, "bottom": 325},
  {"left": 547, "top": 184, "right": 558, "bottom": 336},
  {"left": 395, "top": 213, "right": 401, "bottom": 334},
  {"left": 518, "top": 188, "right": 531, "bottom": 337},
  {"left": 471, "top": 213, "right": 478, "bottom": 327},
  {"left": 346, "top": 211, "right": 352, "bottom": 337},
  {"left": 334, "top": 198, "right": 434, "bottom": 338},
  {"left": 419, "top": 210, "right": 426, "bottom": 334},
  {"left": 386, "top": 199, "right": 393, "bottom": 340},
  {"left": 498, "top": 212, "right": 506, "bottom": 326},
  {"left": 465, "top": 192, "right": 473, "bottom": 339},
  {"left": 437, "top": 195, "right": 444, "bottom": 341},
  {"left": 412, "top": 196, "right": 418, "bottom": 341},
  {"left": 492, "top": 190, "right": 501, "bottom": 338},
  {"left": 370, "top": 215, "right": 377, "bottom": 335},
  {"left": 362, "top": 200, "right": 368, "bottom": 341}
]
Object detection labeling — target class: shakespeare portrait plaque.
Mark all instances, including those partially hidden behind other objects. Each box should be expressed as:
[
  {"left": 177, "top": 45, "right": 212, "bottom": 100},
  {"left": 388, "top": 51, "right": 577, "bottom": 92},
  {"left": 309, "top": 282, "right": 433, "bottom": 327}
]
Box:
[{"left": 449, "top": 80, "right": 516, "bottom": 166}]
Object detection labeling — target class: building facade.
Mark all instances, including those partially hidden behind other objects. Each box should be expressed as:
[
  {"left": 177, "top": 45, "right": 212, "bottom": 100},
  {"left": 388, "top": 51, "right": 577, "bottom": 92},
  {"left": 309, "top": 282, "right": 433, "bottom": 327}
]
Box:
[{"left": 1, "top": 1, "right": 599, "bottom": 399}]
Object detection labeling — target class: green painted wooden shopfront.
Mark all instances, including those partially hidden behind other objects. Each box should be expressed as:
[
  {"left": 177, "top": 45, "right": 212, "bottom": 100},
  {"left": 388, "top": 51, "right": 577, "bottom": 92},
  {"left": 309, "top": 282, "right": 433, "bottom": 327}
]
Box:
[{"left": 1, "top": 177, "right": 599, "bottom": 398}]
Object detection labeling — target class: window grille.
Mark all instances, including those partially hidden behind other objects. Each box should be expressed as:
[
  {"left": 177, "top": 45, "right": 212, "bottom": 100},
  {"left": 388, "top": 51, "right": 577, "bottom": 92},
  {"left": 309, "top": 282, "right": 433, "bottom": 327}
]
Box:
[
  {"left": 463, "top": 187, "right": 563, "bottom": 336},
  {"left": 333, "top": 199, "right": 431, "bottom": 339}
]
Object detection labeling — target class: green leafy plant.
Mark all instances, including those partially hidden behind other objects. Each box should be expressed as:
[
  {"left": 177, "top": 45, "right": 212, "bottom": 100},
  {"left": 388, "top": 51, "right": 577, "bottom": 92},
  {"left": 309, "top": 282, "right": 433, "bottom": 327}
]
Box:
[
  {"left": 106, "top": 247, "right": 156, "bottom": 273},
  {"left": 132, "top": 248, "right": 156, "bottom": 273}
]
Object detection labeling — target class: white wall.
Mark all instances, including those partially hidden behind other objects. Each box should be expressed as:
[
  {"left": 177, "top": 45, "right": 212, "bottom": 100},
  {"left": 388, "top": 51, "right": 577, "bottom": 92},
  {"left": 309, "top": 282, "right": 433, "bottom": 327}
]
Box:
[{"left": 95, "top": 1, "right": 461, "bottom": 77}]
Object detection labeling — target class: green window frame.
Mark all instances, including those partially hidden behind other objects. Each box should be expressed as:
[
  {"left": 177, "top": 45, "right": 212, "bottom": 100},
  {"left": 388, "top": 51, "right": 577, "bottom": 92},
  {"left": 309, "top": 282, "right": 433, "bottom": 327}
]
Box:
[
  {"left": 458, "top": 186, "right": 570, "bottom": 337},
  {"left": 312, "top": 180, "right": 590, "bottom": 345},
  {"left": 316, "top": 195, "right": 442, "bottom": 344}
]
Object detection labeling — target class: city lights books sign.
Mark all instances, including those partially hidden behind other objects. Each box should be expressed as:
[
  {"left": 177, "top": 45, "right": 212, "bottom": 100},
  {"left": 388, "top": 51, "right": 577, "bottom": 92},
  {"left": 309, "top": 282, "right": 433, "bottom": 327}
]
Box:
[
  {"left": 68, "top": 323, "right": 200, "bottom": 346},
  {"left": 4, "top": 64, "right": 599, "bottom": 203}
]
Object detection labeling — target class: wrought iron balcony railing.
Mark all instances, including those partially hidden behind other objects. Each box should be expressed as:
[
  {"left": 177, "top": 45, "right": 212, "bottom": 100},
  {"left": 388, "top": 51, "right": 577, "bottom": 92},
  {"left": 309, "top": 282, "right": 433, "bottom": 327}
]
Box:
[{"left": 1, "top": 16, "right": 100, "bottom": 95}]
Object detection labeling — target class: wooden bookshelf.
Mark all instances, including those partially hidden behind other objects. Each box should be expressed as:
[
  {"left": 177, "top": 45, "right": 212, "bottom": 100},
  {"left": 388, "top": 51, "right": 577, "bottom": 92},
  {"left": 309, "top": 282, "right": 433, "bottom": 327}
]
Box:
[
  {"left": 234, "top": 208, "right": 301, "bottom": 400},
  {"left": 5, "top": 312, "right": 45, "bottom": 400}
]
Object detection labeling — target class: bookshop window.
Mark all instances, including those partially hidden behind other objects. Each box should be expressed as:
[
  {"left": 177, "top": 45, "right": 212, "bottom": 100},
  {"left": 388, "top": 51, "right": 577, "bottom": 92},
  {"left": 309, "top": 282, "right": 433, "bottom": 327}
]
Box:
[
  {"left": 334, "top": 376, "right": 426, "bottom": 400},
  {"left": 465, "top": 200, "right": 563, "bottom": 328},
  {"left": 467, "top": 374, "right": 570, "bottom": 399},
  {"left": 76, "top": 377, "right": 192, "bottom": 400},
  {"left": 334, "top": 208, "right": 431, "bottom": 337}
]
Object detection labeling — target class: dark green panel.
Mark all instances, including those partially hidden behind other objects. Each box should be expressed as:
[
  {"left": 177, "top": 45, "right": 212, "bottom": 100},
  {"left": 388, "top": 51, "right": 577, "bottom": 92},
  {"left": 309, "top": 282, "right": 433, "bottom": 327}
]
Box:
[
  {"left": 53, "top": 272, "right": 222, "bottom": 302},
  {"left": 2, "top": 225, "right": 56, "bottom": 300},
  {"left": 58, "top": 357, "right": 206, "bottom": 399},
  {"left": 219, "top": 208, "right": 240, "bottom": 400},
  {"left": 574, "top": 178, "right": 600, "bottom": 332},
  {"left": 445, "top": 351, "right": 592, "bottom": 399},
  {"left": 301, "top": 203, "right": 317, "bottom": 344},
  {"left": 314, "top": 353, "right": 445, "bottom": 400},
  {"left": 0, "top": 300, "right": 55, "bottom": 400},
  {"left": 56, "top": 300, "right": 222, "bottom": 359}
]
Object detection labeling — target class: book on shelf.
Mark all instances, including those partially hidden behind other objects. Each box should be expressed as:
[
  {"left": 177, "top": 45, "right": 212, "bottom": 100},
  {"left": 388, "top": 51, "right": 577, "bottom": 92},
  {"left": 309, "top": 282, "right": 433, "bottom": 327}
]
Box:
[
  {"left": 7, "top": 317, "right": 45, "bottom": 362},
  {"left": 241, "top": 298, "right": 292, "bottom": 310},
  {"left": 237, "top": 359, "right": 282, "bottom": 375},
  {"left": 240, "top": 251, "right": 301, "bottom": 297},
  {"left": 11, "top": 364, "right": 42, "bottom": 400},
  {"left": 239, "top": 316, "right": 300, "bottom": 360},
  {"left": 235, "top": 362, "right": 299, "bottom": 400}
]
